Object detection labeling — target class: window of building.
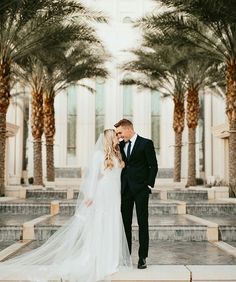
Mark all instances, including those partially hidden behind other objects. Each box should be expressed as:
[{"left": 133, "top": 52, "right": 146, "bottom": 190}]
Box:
[
  {"left": 95, "top": 78, "right": 105, "bottom": 141},
  {"left": 67, "top": 85, "right": 77, "bottom": 166},
  {"left": 122, "top": 17, "right": 132, "bottom": 24},
  {"left": 151, "top": 90, "right": 160, "bottom": 156}
]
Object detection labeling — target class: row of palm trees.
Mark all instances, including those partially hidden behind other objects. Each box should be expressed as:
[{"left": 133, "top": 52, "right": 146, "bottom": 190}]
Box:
[
  {"left": 0, "top": 0, "right": 108, "bottom": 195},
  {"left": 121, "top": 0, "right": 236, "bottom": 193}
]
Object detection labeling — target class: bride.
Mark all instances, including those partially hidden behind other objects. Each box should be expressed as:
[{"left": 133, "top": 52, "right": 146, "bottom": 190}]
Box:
[{"left": 0, "top": 129, "right": 132, "bottom": 282}]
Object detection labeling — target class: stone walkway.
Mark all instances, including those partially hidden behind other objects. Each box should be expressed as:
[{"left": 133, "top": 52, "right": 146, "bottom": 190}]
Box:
[{"left": 1, "top": 185, "right": 236, "bottom": 281}]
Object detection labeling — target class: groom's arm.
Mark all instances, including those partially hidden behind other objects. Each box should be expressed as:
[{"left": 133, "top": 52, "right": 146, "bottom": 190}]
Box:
[{"left": 144, "top": 140, "right": 158, "bottom": 188}]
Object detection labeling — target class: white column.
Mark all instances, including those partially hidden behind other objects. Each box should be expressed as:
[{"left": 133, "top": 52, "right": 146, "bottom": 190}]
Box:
[
  {"left": 133, "top": 87, "right": 151, "bottom": 138},
  {"left": 27, "top": 95, "right": 34, "bottom": 179},
  {"left": 159, "top": 96, "right": 174, "bottom": 168},
  {"left": 105, "top": 77, "right": 119, "bottom": 128},
  {"left": 195, "top": 125, "right": 200, "bottom": 178},
  {"left": 5, "top": 138, "right": 9, "bottom": 185},
  {"left": 6, "top": 95, "right": 24, "bottom": 184},
  {"left": 204, "top": 92, "right": 213, "bottom": 181},
  {"left": 77, "top": 82, "right": 95, "bottom": 173},
  {"left": 54, "top": 91, "right": 68, "bottom": 168}
]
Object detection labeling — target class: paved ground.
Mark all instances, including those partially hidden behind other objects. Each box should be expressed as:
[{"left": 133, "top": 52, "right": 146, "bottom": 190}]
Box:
[
  {"left": 7, "top": 240, "right": 236, "bottom": 265},
  {"left": 0, "top": 215, "right": 38, "bottom": 226},
  {"left": 35, "top": 214, "right": 206, "bottom": 227}
]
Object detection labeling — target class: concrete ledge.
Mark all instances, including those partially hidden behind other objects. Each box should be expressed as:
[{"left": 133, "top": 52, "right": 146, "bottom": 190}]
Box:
[
  {"left": 159, "top": 190, "right": 167, "bottom": 200},
  {"left": 177, "top": 202, "right": 186, "bottom": 215},
  {"left": 187, "top": 265, "right": 236, "bottom": 281},
  {"left": 185, "top": 215, "right": 218, "bottom": 241},
  {"left": 0, "top": 197, "right": 17, "bottom": 202},
  {"left": 5, "top": 186, "right": 27, "bottom": 198},
  {"left": 23, "top": 215, "right": 52, "bottom": 240},
  {"left": 55, "top": 178, "right": 81, "bottom": 188},
  {"left": 218, "top": 198, "right": 236, "bottom": 203},
  {"left": 211, "top": 186, "right": 229, "bottom": 199},
  {"left": 28, "top": 185, "right": 44, "bottom": 189},
  {"left": 67, "top": 188, "right": 74, "bottom": 200},
  {"left": 0, "top": 240, "right": 33, "bottom": 262},
  {"left": 188, "top": 186, "right": 229, "bottom": 200},
  {"left": 50, "top": 200, "right": 60, "bottom": 215},
  {"left": 44, "top": 181, "right": 56, "bottom": 188},
  {"left": 213, "top": 241, "right": 236, "bottom": 257},
  {"left": 1, "top": 265, "right": 236, "bottom": 281},
  {"left": 111, "top": 265, "right": 190, "bottom": 281},
  {"left": 155, "top": 180, "right": 186, "bottom": 190}
]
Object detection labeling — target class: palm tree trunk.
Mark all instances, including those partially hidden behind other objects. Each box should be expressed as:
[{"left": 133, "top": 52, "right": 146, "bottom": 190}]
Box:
[
  {"left": 173, "top": 96, "right": 185, "bottom": 182},
  {"left": 226, "top": 60, "right": 236, "bottom": 196},
  {"left": 0, "top": 113, "right": 7, "bottom": 195},
  {"left": 186, "top": 87, "right": 199, "bottom": 187},
  {"left": 174, "top": 132, "right": 182, "bottom": 182},
  {"left": 45, "top": 138, "right": 55, "bottom": 181},
  {"left": 31, "top": 88, "right": 44, "bottom": 185},
  {"left": 0, "top": 60, "right": 10, "bottom": 195},
  {"left": 33, "top": 139, "right": 43, "bottom": 185},
  {"left": 44, "top": 92, "right": 55, "bottom": 182},
  {"left": 187, "top": 128, "right": 196, "bottom": 186}
]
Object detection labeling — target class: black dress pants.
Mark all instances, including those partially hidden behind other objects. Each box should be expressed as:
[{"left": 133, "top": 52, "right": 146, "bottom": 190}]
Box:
[{"left": 121, "top": 184, "right": 149, "bottom": 259}]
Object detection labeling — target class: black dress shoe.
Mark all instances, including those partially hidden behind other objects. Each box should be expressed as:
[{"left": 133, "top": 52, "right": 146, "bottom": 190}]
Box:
[{"left": 137, "top": 258, "right": 147, "bottom": 269}]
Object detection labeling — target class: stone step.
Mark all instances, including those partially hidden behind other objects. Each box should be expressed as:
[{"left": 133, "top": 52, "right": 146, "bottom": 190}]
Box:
[
  {"left": 26, "top": 190, "right": 162, "bottom": 200},
  {"left": 0, "top": 202, "right": 50, "bottom": 215},
  {"left": 167, "top": 190, "right": 208, "bottom": 201},
  {"left": 0, "top": 199, "right": 183, "bottom": 216},
  {"left": 186, "top": 202, "right": 236, "bottom": 216},
  {"left": 0, "top": 226, "right": 22, "bottom": 241},
  {"left": 0, "top": 215, "right": 44, "bottom": 241},
  {"left": 2, "top": 200, "right": 236, "bottom": 217},
  {"left": 33, "top": 214, "right": 209, "bottom": 242},
  {"left": 26, "top": 189, "right": 67, "bottom": 200},
  {"left": 58, "top": 201, "right": 182, "bottom": 215},
  {"left": 25, "top": 188, "right": 216, "bottom": 202},
  {"left": 74, "top": 190, "right": 162, "bottom": 200},
  {"left": 198, "top": 216, "right": 236, "bottom": 241}
]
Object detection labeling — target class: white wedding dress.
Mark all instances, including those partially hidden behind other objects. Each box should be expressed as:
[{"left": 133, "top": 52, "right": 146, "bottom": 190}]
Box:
[{"left": 0, "top": 149, "right": 132, "bottom": 281}]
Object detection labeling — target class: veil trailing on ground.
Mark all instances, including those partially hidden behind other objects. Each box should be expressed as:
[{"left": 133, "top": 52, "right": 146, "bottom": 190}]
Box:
[{"left": 0, "top": 133, "right": 132, "bottom": 282}]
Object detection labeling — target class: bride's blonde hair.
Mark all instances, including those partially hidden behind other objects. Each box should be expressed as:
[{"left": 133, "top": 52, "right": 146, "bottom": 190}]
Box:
[{"left": 103, "top": 129, "right": 125, "bottom": 169}]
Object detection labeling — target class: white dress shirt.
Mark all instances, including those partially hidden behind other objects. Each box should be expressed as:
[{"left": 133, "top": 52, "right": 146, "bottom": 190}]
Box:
[{"left": 124, "top": 133, "right": 138, "bottom": 157}]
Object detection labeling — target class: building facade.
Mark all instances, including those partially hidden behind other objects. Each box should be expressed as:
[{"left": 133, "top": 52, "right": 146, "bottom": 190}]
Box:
[{"left": 5, "top": 0, "right": 228, "bottom": 186}]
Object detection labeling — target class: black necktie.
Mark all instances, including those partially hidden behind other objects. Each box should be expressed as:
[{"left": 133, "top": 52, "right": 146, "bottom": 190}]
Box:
[{"left": 127, "top": 140, "right": 132, "bottom": 159}]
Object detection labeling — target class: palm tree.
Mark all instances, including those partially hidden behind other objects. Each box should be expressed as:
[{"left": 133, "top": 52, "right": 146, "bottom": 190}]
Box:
[
  {"left": 140, "top": 0, "right": 236, "bottom": 195},
  {"left": 0, "top": 0, "right": 107, "bottom": 190},
  {"left": 42, "top": 42, "right": 108, "bottom": 182},
  {"left": 15, "top": 29, "right": 108, "bottom": 185},
  {"left": 121, "top": 46, "right": 187, "bottom": 182},
  {"left": 123, "top": 19, "right": 224, "bottom": 184},
  {"left": 0, "top": 0, "right": 90, "bottom": 193}
]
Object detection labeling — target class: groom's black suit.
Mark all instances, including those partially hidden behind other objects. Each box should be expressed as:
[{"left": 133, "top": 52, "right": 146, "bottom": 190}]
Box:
[{"left": 120, "top": 135, "right": 158, "bottom": 259}]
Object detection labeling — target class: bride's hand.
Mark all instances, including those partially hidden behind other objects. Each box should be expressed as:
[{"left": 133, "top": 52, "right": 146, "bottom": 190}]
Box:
[{"left": 84, "top": 199, "right": 93, "bottom": 207}]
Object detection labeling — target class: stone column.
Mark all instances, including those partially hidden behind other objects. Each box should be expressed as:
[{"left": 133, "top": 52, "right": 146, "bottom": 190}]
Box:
[
  {"left": 54, "top": 91, "right": 68, "bottom": 168},
  {"left": 77, "top": 81, "right": 95, "bottom": 173},
  {"left": 204, "top": 92, "right": 213, "bottom": 182}
]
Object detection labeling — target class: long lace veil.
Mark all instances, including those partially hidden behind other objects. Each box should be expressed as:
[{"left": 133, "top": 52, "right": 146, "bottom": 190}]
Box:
[{"left": 0, "top": 133, "right": 132, "bottom": 281}]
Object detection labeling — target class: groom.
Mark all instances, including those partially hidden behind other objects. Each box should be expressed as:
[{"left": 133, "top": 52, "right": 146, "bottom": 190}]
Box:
[{"left": 114, "top": 119, "right": 158, "bottom": 269}]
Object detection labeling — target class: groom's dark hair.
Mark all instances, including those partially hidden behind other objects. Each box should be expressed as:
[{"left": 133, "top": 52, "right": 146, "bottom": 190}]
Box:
[{"left": 114, "top": 119, "right": 133, "bottom": 128}]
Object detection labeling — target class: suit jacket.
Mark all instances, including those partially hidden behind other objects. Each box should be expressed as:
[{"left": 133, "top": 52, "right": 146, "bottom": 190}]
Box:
[{"left": 120, "top": 135, "right": 158, "bottom": 195}]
